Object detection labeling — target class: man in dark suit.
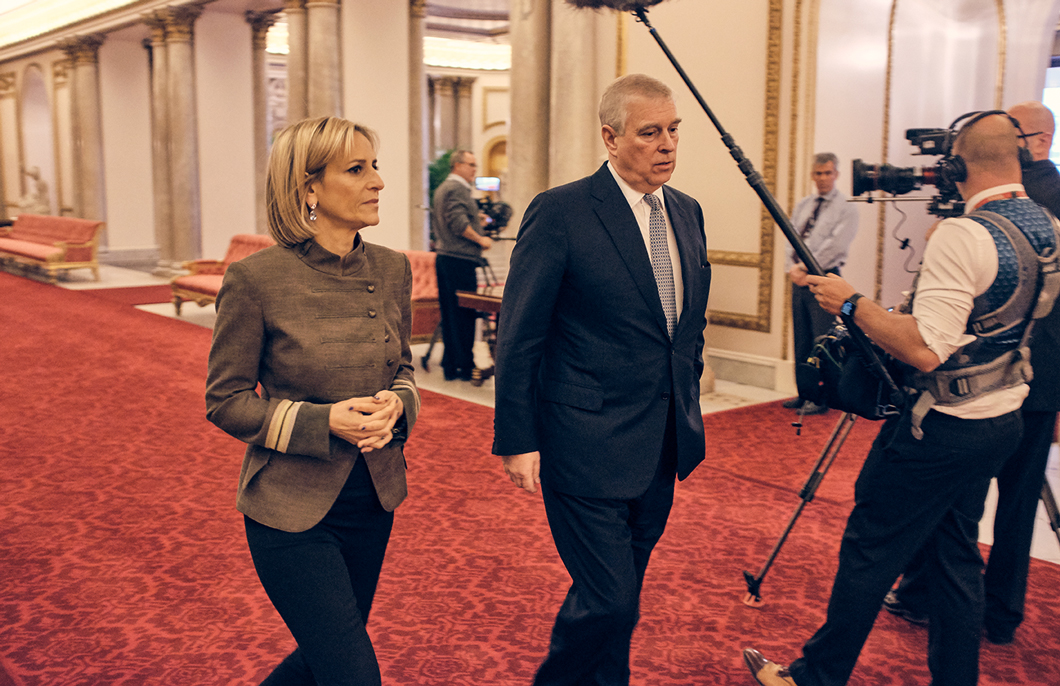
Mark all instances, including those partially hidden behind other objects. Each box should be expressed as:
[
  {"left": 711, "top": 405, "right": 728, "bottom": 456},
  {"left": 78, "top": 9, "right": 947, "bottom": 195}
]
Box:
[{"left": 492, "top": 73, "right": 710, "bottom": 685}]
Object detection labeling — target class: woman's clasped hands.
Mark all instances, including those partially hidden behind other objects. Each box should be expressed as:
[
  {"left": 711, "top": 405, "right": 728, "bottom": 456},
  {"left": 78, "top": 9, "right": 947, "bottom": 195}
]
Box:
[{"left": 329, "top": 390, "right": 405, "bottom": 453}]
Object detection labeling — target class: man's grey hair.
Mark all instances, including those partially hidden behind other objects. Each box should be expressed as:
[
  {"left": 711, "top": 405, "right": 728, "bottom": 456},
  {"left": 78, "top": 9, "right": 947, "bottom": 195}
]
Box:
[
  {"left": 599, "top": 74, "right": 674, "bottom": 135},
  {"left": 450, "top": 150, "right": 474, "bottom": 171},
  {"left": 814, "top": 152, "right": 839, "bottom": 170}
]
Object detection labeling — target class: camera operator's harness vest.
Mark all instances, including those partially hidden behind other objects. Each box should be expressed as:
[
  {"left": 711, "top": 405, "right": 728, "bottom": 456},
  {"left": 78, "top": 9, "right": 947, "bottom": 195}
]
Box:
[{"left": 905, "top": 195, "right": 1060, "bottom": 439}]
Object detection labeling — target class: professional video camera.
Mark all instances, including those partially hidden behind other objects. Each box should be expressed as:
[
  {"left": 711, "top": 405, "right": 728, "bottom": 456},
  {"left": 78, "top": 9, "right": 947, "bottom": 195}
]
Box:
[
  {"left": 476, "top": 196, "right": 513, "bottom": 237},
  {"left": 851, "top": 127, "right": 966, "bottom": 218}
]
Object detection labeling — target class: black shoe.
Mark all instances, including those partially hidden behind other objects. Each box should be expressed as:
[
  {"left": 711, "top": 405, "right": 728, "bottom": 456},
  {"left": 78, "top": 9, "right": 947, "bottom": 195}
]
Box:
[
  {"left": 883, "top": 590, "right": 929, "bottom": 626},
  {"left": 443, "top": 367, "right": 472, "bottom": 381},
  {"left": 984, "top": 623, "right": 1015, "bottom": 645},
  {"left": 782, "top": 397, "right": 805, "bottom": 409},
  {"left": 797, "top": 401, "right": 829, "bottom": 416}
]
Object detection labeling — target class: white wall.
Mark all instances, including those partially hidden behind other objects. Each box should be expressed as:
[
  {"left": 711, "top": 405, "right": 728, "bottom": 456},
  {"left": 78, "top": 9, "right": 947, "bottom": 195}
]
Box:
[
  {"left": 195, "top": 10, "right": 257, "bottom": 260},
  {"left": 342, "top": 0, "right": 411, "bottom": 251},
  {"left": 98, "top": 31, "right": 154, "bottom": 253},
  {"left": 626, "top": 0, "right": 778, "bottom": 361},
  {"left": 816, "top": 0, "right": 891, "bottom": 303}
]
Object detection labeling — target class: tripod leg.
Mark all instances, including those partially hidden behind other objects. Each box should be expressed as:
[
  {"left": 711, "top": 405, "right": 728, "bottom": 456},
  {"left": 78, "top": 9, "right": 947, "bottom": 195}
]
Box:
[
  {"left": 743, "top": 412, "right": 857, "bottom": 607},
  {"left": 421, "top": 322, "right": 442, "bottom": 371},
  {"left": 1041, "top": 480, "right": 1060, "bottom": 549}
]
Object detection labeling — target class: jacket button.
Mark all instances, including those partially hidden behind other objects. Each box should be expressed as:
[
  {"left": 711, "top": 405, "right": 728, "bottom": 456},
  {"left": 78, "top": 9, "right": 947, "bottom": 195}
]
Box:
[
  {"left": 661, "top": 392, "right": 671, "bottom": 400},
  {"left": 367, "top": 284, "right": 375, "bottom": 292},
  {"left": 368, "top": 310, "right": 377, "bottom": 318},
  {"left": 384, "top": 334, "right": 391, "bottom": 343},
  {"left": 387, "top": 359, "right": 394, "bottom": 366}
]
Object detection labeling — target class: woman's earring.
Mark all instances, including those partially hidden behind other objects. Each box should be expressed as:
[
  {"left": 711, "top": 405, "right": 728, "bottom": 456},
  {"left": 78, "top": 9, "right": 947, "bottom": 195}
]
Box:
[{"left": 309, "top": 203, "right": 317, "bottom": 222}]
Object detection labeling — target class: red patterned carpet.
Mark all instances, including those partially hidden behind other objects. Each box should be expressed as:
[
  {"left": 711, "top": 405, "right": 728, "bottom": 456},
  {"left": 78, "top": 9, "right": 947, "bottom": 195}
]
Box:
[{"left": 2, "top": 271, "right": 1058, "bottom": 685}]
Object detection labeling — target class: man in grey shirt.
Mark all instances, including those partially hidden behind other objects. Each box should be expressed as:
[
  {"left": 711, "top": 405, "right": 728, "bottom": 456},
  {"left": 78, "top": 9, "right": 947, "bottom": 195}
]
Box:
[
  {"left": 784, "top": 152, "right": 859, "bottom": 414},
  {"left": 432, "top": 150, "right": 492, "bottom": 381}
]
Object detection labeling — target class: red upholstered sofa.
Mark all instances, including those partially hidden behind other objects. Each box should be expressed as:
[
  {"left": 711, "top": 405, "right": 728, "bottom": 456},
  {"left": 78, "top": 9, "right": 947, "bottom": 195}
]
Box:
[
  {"left": 171, "top": 234, "right": 275, "bottom": 315},
  {"left": 398, "top": 250, "right": 441, "bottom": 344},
  {"left": 0, "top": 214, "right": 104, "bottom": 283}
]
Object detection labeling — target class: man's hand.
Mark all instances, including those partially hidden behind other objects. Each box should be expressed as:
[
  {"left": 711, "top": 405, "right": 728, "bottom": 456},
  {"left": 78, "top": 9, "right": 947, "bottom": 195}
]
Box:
[
  {"left": 462, "top": 225, "right": 493, "bottom": 251},
  {"left": 789, "top": 263, "right": 810, "bottom": 287},
  {"left": 501, "top": 452, "right": 541, "bottom": 494},
  {"left": 330, "top": 391, "right": 404, "bottom": 453},
  {"left": 805, "top": 273, "right": 856, "bottom": 316}
]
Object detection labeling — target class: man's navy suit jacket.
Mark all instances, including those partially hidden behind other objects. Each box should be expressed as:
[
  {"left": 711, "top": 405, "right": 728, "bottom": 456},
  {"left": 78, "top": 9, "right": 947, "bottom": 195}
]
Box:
[{"left": 493, "top": 163, "right": 711, "bottom": 499}]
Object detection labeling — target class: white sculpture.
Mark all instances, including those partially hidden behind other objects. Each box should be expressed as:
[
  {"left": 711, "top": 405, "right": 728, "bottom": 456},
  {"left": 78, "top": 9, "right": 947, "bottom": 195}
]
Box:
[{"left": 18, "top": 166, "right": 51, "bottom": 215}]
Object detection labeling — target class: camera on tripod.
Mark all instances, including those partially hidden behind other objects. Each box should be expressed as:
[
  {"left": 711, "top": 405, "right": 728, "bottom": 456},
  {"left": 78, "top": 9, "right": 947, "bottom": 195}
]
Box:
[
  {"left": 475, "top": 196, "right": 513, "bottom": 237},
  {"left": 851, "top": 127, "right": 965, "bottom": 218}
]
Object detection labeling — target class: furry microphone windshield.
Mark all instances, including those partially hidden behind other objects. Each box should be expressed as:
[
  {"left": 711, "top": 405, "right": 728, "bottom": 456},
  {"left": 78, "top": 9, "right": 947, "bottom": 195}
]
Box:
[{"left": 564, "top": 0, "right": 667, "bottom": 10}]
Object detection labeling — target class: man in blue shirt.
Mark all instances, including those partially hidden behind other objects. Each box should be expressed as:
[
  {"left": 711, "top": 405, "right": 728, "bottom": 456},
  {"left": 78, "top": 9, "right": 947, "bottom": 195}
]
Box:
[{"left": 784, "top": 152, "right": 859, "bottom": 414}]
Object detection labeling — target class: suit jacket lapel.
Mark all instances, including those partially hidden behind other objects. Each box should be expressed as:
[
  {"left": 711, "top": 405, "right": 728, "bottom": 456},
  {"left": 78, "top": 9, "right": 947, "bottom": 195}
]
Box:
[{"left": 590, "top": 165, "right": 671, "bottom": 338}]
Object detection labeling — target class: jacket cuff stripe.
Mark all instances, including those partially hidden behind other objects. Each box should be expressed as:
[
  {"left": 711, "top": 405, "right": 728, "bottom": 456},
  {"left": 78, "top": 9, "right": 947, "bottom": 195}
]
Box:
[
  {"left": 265, "top": 399, "right": 294, "bottom": 451},
  {"left": 276, "top": 402, "right": 300, "bottom": 453}
]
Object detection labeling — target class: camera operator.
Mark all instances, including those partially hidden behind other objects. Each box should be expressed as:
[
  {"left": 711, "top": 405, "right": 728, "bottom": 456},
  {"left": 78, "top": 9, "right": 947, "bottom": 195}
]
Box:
[
  {"left": 743, "top": 113, "right": 1056, "bottom": 686},
  {"left": 784, "top": 152, "right": 859, "bottom": 415},
  {"left": 884, "top": 100, "right": 1060, "bottom": 646},
  {"left": 432, "top": 150, "right": 492, "bottom": 381}
]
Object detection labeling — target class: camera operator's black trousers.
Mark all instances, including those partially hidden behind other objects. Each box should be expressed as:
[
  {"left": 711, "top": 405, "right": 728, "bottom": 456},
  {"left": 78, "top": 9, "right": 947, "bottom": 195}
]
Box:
[
  {"left": 435, "top": 253, "right": 480, "bottom": 378},
  {"left": 788, "top": 408, "right": 1021, "bottom": 686},
  {"left": 891, "top": 408, "right": 1056, "bottom": 639}
]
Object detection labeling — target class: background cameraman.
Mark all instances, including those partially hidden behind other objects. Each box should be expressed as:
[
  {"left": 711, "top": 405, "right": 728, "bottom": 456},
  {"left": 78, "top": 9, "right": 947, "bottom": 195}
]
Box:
[
  {"left": 432, "top": 150, "right": 492, "bottom": 381},
  {"left": 784, "top": 152, "right": 859, "bottom": 416},
  {"left": 885, "top": 100, "right": 1060, "bottom": 646},
  {"left": 744, "top": 113, "right": 1055, "bottom": 686}
]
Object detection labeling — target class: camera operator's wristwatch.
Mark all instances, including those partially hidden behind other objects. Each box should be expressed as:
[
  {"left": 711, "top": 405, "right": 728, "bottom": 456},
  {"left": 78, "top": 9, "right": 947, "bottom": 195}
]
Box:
[{"left": 841, "top": 293, "right": 864, "bottom": 317}]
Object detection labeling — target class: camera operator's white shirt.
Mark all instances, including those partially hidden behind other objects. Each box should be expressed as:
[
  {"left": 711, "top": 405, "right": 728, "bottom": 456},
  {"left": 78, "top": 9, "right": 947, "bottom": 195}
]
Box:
[{"left": 912, "top": 183, "right": 1030, "bottom": 419}]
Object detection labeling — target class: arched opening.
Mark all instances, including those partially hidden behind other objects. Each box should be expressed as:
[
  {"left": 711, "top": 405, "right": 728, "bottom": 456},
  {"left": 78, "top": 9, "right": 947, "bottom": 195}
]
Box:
[{"left": 19, "top": 64, "right": 56, "bottom": 215}]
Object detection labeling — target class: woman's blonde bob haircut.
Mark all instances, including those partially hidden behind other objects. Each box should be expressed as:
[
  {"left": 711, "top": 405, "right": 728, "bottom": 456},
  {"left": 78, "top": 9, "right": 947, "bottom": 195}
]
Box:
[{"left": 265, "top": 116, "right": 380, "bottom": 248}]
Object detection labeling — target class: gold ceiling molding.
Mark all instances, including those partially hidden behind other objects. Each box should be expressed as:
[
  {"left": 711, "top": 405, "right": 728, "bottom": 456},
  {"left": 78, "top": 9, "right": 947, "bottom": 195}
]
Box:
[
  {"left": 0, "top": 71, "right": 16, "bottom": 96},
  {"left": 0, "top": 0, "right": 203, "bottom": 63},
  {"left": 706, "top": 0, "right": 784, "bottom": 332}
]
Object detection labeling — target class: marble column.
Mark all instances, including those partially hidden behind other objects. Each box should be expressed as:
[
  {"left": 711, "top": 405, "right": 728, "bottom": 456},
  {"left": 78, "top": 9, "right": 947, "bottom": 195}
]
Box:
[
  {"left": 143, "top": 15, "right": 174, "bottom": 269},
  {"left": 427, "top": 76, "right": 437, "bottom": 158},
  {"left": 409, "top": 0, "right": 429, "bottom": 249},
  {"left": 0, "top": 73, "right": 13, "bottom": 217},
  {"left": 508, "top": 0, "right": 551, "bottom": 229},
  {"left": 60, "top": 34, "right": 107, "bottom": 227},
  {"left": 284, "top": 0, "right": 308, "bottom": 123},
  {"left": 434, "top": 75, "right": 457, "bottom": 153},
  {"left": 306, "top": 0, "right": 341, "bottom": 117},
  {"left": 164, "top": 5, "right": 203, "bottom": 262},
  {"left": 455, "top": 77, "right": 475, "bottom": 150},
  {"left": 549, "top": 1, "right": 600, "bottom": 187},
  {"left": 247, "top": 11, "right": 277, "bottom": 235}
]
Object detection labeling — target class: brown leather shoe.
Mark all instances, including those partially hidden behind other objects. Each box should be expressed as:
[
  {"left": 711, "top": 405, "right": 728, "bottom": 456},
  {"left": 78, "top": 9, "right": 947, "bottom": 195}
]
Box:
[{"left": 742, "top": 648, "right": 797, "bottom": 686}]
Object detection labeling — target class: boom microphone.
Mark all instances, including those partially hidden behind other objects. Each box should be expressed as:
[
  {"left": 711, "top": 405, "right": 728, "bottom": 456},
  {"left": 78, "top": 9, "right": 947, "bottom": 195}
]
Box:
[{"left": 564, "top": 0, "right": 667, "bottom": 10}]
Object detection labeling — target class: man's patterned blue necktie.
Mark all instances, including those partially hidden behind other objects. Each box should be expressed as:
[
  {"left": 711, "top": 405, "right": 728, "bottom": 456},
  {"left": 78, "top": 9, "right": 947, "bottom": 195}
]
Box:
[{"left": 644, "top": 193, "right": 677, "bottom": 339}]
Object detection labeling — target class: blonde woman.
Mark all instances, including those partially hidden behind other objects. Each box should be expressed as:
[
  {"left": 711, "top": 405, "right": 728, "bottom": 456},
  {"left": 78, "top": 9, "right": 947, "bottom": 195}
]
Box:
[{"left": 206, "top": 117, "right": 419, "bottom": 685}]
